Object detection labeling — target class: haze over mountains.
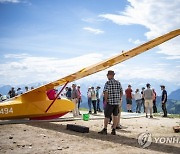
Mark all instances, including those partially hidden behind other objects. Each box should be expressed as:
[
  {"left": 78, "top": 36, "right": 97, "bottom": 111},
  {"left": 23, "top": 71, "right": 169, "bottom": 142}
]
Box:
[{"left": 0, "top": 79, "right": 179, "bottom": 98}]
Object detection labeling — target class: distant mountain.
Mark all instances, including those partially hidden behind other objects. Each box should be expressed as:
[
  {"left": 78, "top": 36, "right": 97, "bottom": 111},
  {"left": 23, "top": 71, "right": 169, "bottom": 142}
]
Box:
[
  {"left": 0, "top": 85, "right": 11, "bottom": 95},
  {"left": 168, "top": 89, "right": 180, "bottom": 100}
]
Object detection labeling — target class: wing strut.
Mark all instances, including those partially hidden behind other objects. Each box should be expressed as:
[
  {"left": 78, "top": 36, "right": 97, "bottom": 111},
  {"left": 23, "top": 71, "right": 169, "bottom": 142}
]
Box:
[{"left": 45, "top": 81, "right": 69, "bottom": 113}]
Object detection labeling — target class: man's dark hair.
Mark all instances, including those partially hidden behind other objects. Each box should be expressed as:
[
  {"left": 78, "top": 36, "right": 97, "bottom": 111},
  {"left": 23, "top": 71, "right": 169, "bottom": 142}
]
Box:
[{"left": 146, "top": 83, "right": 151, "bottom": 87}]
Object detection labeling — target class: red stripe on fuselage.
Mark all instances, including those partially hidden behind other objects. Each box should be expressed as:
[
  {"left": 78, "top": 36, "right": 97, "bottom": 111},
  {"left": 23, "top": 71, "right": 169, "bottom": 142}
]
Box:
[{"left": 30, "top": 112, "right": 68, "bottom": 120}]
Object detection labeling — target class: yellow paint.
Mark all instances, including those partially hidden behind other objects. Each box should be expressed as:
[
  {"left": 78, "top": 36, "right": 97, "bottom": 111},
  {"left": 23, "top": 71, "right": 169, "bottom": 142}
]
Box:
[{"left": 0, "top": 91, "right": 74, "bottom": 120}]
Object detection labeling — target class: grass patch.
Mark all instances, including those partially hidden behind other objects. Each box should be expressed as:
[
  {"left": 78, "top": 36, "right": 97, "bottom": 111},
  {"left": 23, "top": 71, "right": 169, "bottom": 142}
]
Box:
[{"left": 79, "top": 108, "right": 88, "bottom": 111}]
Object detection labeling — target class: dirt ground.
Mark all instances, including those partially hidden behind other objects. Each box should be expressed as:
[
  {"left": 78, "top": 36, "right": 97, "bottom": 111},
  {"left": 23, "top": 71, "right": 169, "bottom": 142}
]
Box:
[{"left": 0, "top": 112, "right": 180, "bottom": 154}]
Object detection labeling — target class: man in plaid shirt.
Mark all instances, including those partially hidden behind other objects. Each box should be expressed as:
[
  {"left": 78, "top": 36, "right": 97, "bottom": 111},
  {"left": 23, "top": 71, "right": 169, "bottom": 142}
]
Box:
[{"left": 98, "top": 70, "right": 123, "bottom": 135}]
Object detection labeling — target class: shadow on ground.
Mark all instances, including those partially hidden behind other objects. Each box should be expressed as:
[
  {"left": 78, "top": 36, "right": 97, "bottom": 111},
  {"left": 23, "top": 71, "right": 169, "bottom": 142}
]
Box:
[{"left": 27, "top": 122, "right": 179, "bottom": 154}]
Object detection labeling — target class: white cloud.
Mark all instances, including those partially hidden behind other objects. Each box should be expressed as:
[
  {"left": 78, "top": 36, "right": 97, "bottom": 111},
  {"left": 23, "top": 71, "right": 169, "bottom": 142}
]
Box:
[
  {"left": 153, "top": 63, "right": 170, "bottom": 67},
  {"left": 157, "top": 39, "right": 180, "bottom": 57},
  {"left": 99, "top": 0, "right": 180, "bottom": 38},
  {"left": 99, "top": 0, "right": 180, "bottom": 58},
  {"left": 1, "top": 52, "right": 180, "bottom": 86},
  {"left": 0, "top": 53, "right": 104, "bottom": 85},
  {"left": 164, "top": 56, "right": 180, "bottom": 60},
  {"left": 82, "top": 18, "right": 104, "bottom": 24},
  {"left": 116, "top": 66, "right": 179, "bottom": 83},
  {"left": 128, "top": 38, "right": 143, "bottom": 45},
  {"left": 4, "top": 53, "right": 30, "bottom": 59},
  {"left": 83, "top": 27, "right": 104, "bottom": 34},
  {"left": 0, "top": 0, "right": 20, "bottom": 3}
]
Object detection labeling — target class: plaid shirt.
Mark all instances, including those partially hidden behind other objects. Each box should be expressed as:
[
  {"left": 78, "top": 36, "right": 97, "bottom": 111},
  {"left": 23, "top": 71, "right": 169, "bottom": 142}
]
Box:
[{"left": 103, "top": 78, "right": 123, "bottom": 105}]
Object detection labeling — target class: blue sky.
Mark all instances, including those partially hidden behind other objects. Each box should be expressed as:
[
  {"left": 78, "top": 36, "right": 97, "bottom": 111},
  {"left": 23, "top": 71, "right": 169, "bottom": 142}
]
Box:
[{"left": 0, "top": 0, "right": 180, "bottom": 94}]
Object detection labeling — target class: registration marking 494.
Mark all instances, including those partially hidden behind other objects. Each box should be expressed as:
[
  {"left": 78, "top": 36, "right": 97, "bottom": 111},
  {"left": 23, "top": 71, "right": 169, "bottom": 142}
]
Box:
[{"left": 0, "top": 107, "right": 13, "bottom": 114}]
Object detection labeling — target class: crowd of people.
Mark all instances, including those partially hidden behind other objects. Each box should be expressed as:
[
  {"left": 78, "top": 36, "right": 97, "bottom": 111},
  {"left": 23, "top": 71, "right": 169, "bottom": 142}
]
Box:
[
  {"left": 0, "top": 86, "right": 34, "bottom": 102},
  {"left": 125, "top": 84, "right": 157, "bottom": 115},
  {"left": 59, "top": 84, "right": 82, "bottom": 117},
  {"left": 58, "top": 84, "right": 102, "bottom": 117},
  {"left": 124, "top": 83, "right": 167, "bottom": 118},
  {"left": 87, "top": 86, "right": 102, "bottom": 114}
]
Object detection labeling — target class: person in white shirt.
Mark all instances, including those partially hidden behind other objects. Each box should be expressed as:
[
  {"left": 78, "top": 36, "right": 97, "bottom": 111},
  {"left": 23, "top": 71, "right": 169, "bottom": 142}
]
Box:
[
  {"left": 91, "top": 87, "right": 97, "bottom": 114},
  {"left": 144, "top": 83, "right": 153, "bottom": 118},
  {"left": 134, "top": 89, "right": 142, "bottom": 113},
  {"left": 1, "top": 95, "right": 7, "bottom": 101}
]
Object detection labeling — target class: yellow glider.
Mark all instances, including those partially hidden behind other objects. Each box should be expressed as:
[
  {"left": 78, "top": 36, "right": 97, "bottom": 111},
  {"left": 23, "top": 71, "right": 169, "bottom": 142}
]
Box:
[{"left": 0, "top": 29, "right": 179, "bottom": 120}]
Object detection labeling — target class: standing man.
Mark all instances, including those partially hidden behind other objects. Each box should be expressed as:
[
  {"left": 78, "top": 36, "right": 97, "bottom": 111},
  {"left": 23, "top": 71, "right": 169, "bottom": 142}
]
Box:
[
  {"left": 87, "top": 87, "right": 92, "bottom": 114},
  {"left": 160, "top": 85, "right": 167, "bottom": 117},
  {"left": 152, "top": 89, "right": 157, "bottom": 113},
  {"left": 141, "top": 87, "right": 145, "bottom": 113},
  {"left": 144, "top": 83, "right": 153, "bottom": 118},
  {"left": 25, "top": 86, "right": 29, "bottom": 92},
  {"left": 125, "top": 85, "right": 133, "bottom": 112},
  {"left": 96, "top": 86, "right": 102, "bottom": 112},
  {"left": 98, "top": 70, "right": 123, "bottom": 135},
  {"left": 71, "top": 84, "right": 79, "bottom": 117},
  {"left": 134, "top": 89, "right": 142, "bottom": 113},
  {"left": 8, "top": 87, "right": 16, "bottom": 98},
  {"left": 66, "top": 87, "right": 72, "bottom": 100}
]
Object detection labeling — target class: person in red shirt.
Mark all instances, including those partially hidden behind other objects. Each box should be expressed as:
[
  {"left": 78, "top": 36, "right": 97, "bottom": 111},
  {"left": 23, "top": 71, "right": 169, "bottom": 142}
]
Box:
[
  {"left": 125, "top": 85, "right": 133, "bottom": 112},
  {"left": 47, "top": 89, "right": 57, "bottom": 100}
]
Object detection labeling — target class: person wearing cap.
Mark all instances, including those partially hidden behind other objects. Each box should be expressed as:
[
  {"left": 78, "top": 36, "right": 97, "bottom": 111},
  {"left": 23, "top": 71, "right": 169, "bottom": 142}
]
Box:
[
  {"left": 96, "top": 86, "right": 102, "bottom": 112},
  {"left": 125, "top": 85, "right": 133, "bottom": 112},
  {"left": 160, "top": 85, "right": 167, "bottom": 117},
  {"left": 143, "top": 83, "right": 153, "bottom": 118},
  {"left": 98, "top": 70, "right": 123, "bottom": 135}
]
